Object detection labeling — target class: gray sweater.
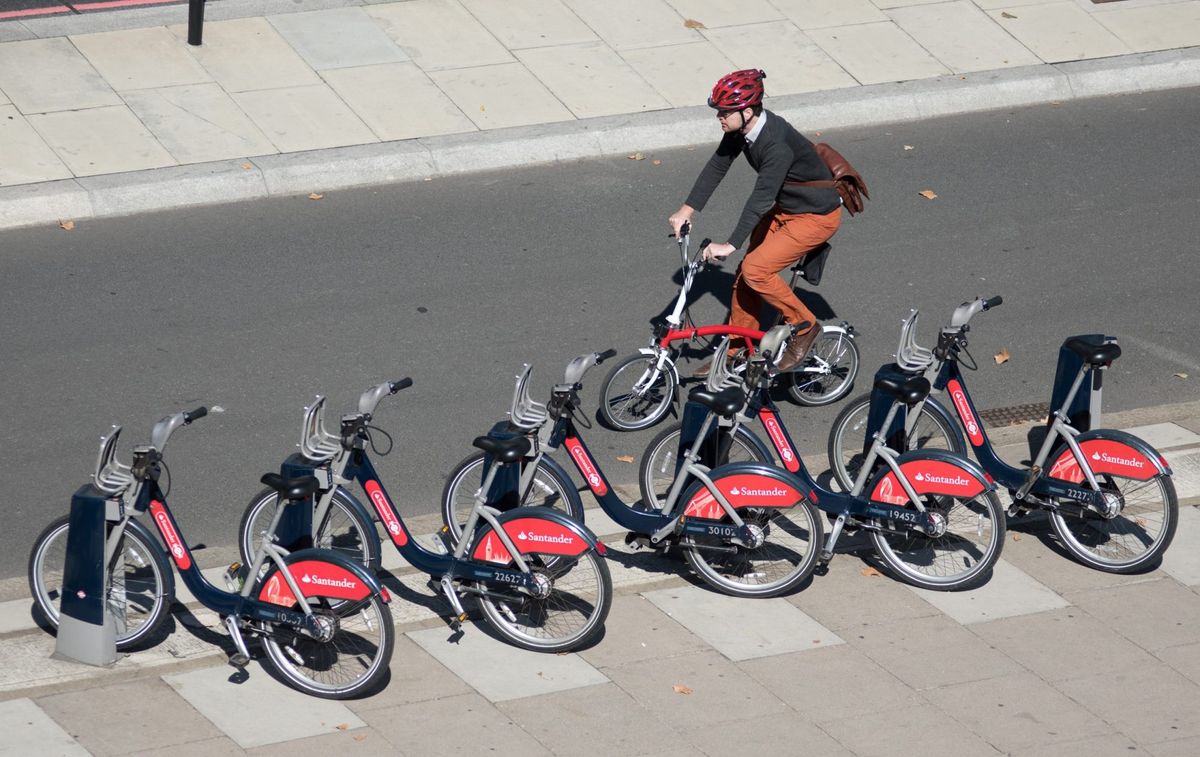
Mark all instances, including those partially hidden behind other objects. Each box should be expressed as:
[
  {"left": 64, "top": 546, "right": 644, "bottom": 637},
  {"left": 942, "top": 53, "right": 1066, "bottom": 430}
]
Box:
[{"left": 684, "top": 110, "right": 840, "bottom": 248}]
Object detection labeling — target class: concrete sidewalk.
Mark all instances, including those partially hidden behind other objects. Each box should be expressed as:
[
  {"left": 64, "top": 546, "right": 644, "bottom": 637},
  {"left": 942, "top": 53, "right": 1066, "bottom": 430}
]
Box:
[
  {"left": 2, "top": 0, "right": 1200, "bottom": 230},
  {"left": 3, "top": 400, "right": 1200, "bottom": 755}
]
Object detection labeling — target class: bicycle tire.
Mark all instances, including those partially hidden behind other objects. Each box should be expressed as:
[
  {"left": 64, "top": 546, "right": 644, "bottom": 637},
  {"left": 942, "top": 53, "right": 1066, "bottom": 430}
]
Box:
[
  {"left": 678, "top": 482, "right": 824, "bottom": 598},
  {"left": 597, "top": 353, "right": 677, "bottom": 431},
  {"left": 474, "top": 534, "right": 611, "bottom": 653},
  {"left": 28, "top": 515, "right": 174, "bottom": 651},
  {"left": 639, "top": 422, "right": 773, "bottom": 510},
  {"left": 440, "top": 452, "right": 584, "bottom": 542},
  {"left": 238, "top": 487, "right": 380, "bottom": 572},
  {"left": 258, "top": 589, "right": 394, "bottom": 699},
  {"left": 786, "top": 330, "right": 860, "bottom": 407},
  {"left": 827, "top": 393, "right": 965, "bottom": 493},
  {"left": 870, "top": 488, "right": 1005, "bottom": 591},
  {"left": 1050, "top": 472, "right": 1177, "bottom": 573}
]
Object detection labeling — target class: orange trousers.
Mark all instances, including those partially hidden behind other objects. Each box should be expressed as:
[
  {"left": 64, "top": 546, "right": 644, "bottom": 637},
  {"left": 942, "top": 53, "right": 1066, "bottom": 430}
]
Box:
[{"left": 729, "top": 206, "right": 842, "bottom": 335}]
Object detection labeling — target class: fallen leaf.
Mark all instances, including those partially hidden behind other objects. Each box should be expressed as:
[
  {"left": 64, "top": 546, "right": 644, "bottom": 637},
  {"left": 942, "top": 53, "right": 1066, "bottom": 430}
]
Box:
[
  {"left": 423, "top": 177, "right": 433, "bottom": 182},
  {"left": 628, "top": 152, "right": 646, "bottom": 161},
  {"left": 918, "top": 190, "right": 938, "bottom": 200},
  {"left": 1174, "top": 372, "right": 1189, "bottom": 379},
  {"left": 1012, "top": 533, "right": 1022, "bottom": 541},
  {"left": 652, "top": 159, "right": 662, "bottom": 166},
  {"left": 903, "top": 145, "right": 914, "bottom": 151},
  {"left": 59, "top": 220, "right": 75, "bottom": 231},
  {"left": 861, "top": 566, "right": 881, "bottom": 577},
  {"left": 241, "top": 162, "right": 253, "bottom": 170},
  {"left": 994, "top": 348, "right": 1010, "bottom": 365},
  {"left": 683, "top": 18, "right": 705, "bottom": 29},
  {"left": 353, "top": 735, "right": 367, "bottom": 742},
  {"left": 1001, "top": 11, "right": 1017, "bottom": 19},
  {"left": 309, "top": 193, "right": 323, "bottom": 200},
  {"left": 1136, "top": 517, "right": 1147, "bottom": 527},
  {"left": 480, "top": 104, "right": 486, "bottom": 112},
  {"left": 335, "top": 723, "right": 350, "bottom": 731},
  {"left": 672, "top": 684, "right": 693, "bottom": 695},
  {"left": 616, "top": 455, "right": 635, "bottom": 463}
]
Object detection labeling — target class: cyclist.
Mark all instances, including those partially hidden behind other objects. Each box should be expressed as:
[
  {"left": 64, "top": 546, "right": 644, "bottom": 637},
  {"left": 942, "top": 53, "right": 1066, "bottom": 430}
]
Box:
[{"left": 668, "top": 69, "right": 841, "bottom": 372}]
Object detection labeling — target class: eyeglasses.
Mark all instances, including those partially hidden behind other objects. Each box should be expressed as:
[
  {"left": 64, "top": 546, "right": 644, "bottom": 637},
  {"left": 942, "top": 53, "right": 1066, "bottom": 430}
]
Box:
[{"left": 716, "top": 110, "right": 743, "bottom": 120}]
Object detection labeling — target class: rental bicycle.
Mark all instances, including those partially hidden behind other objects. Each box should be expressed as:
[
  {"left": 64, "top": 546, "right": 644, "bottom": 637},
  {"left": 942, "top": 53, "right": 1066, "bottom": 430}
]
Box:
[
  {"left": 28, "top": 408, "right": 394, "bottom": 699},
  {"left": 596, "top": 222, "right": 859, "bottom": 431},
  {"left": 237, "top": 379, "right": 611, "bottom": 652},
  {"left": 827, "top": 297, "right": 1177, "bottom": 573}
]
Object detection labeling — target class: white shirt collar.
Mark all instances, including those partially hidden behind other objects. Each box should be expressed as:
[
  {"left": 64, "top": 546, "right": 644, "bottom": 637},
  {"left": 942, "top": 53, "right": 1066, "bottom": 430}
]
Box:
[{"left": 744, "top": 110, "right": 767, "bottom": 145}]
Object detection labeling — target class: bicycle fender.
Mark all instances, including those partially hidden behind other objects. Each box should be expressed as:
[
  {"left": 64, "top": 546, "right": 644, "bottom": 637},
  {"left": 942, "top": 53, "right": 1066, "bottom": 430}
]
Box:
[
  {"left": 680, "top": 462, "right": 812, "bottom": 519},
  {"left": 257, "top": 549, "right": 387, "bottom": 607},
  {"left": 637, "top": 347, "right": 680, "bottom": 384},
  {"left": 868, "top": 449, "right": 994, "bottom": 505},
  {"left": 471, "top": 506, "right": 599, "bottom": 563},
  {"left": 1046, "top": 429, "right": 1170, "bottom": 483}
]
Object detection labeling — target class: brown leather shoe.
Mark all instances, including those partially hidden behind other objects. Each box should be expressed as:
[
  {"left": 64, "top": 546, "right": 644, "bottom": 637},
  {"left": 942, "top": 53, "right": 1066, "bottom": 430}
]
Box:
[{"left": 777, "top": 321, "right": 821, "bottom": 372}]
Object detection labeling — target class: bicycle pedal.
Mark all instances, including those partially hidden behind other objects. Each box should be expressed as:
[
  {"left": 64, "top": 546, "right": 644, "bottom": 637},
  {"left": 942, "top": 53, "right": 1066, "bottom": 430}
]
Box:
[{"left": 228, "top": 652, "right": 250, "bottom": 668}]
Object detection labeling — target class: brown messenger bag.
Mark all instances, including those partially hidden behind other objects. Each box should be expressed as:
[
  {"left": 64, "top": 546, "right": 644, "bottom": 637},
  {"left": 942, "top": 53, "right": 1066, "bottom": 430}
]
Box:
[{"left": 786, "top": 143, "right": 870, "bottom": 216}]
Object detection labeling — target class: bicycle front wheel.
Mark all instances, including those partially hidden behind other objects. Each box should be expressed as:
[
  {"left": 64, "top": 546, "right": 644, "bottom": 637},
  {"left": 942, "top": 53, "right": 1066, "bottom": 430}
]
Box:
[
  {"left": 683, "top": 500, "right": 824, "bottom": 598},
  {"left": 441, "top": 452, "right": 584, "bottom": 542},
  {"left": 239, "top": 487, "right": 379, "bottom": 571},
  {"left": 259, "top": 592, "right": 394, "bottom": 699},
  {"left": 597, "top": 353, "right": 677, "bottom": 431},
  {"left": 786, "top": 330, "right": 860, "bottom": 407},
  {"left": 828, "top": 394, "right": 965, "bottom": 492},
  {"left": 1050, "top": 472, "right": 1177, "bottom": 573},
  {"left": 871, "top": 489, "right": 1005, "bottom": 591},
  {"left": 27, "top": 515, "right": 174, "bottom": 651},
  {"left": 475, "top": 541, "right": 611, "bottom": 652},
  {"left": 639, "top": 422, "right": 773, "bottom": 510}
]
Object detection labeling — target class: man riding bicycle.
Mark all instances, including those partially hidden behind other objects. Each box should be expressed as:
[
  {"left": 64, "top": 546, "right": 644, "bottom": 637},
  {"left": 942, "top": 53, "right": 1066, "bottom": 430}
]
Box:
[{"left": 668, "top": 69, "right": 842, "bottom": 372}]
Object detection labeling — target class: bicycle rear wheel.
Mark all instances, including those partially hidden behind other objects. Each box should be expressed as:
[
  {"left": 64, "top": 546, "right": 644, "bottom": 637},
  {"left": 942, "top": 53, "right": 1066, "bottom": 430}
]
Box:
[
  {"left": 238, "top": 487, "right": 379, "bottom": 572},
  {"left": 259, "top": 590, "right": 393, "bottom": 699},
  {"left": 871, "top": 490, "right": 1005, "bottom": 591},
  {"left": 786, "top": 330, "right": 860, "bottom": 407},
  {"left": 441, "top": 452, "right": 584, "bottom": 542},
  {"left": 1050, "top": 472, "right": 1177, "bottom": 573},
  {"left": 597, "top": 353, "right": 677, "bottom": 431},
  {"left": 27, "top": 515, "right": 174, "bottom": 651}
]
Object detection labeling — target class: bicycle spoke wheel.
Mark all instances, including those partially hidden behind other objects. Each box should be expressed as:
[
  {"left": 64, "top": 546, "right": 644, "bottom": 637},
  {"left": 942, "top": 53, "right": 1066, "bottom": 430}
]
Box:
[
  {"left": 440, "top": 452, "right": 583, "bottom": 542},
  {"left": 828, "top": 394, "right": 964, "bottom": 493},
  {"left": 684, "top": 503, "right": 824, "bottom": 598},
  {"left": 597, "top": 353, "right": 677, "bottom": 431},
  {"left": 1050, "top": 473, "right": 1177, "bottom": 573},
  {"left": 239, "top": 487, "right": 379, "bottom": 571},
  {"left": 476, "top": 549, "right": 611, "bottom": 652},
  {"left": 259, "top": 594, "right": 394, "bottom": 699},
  {"left": 27, "top": 515, "right": 173, "bottom": 651},
  {"left": 787, "top": 331, "right": 860, "bottom": 407},
  {"left": 640, "top": 423, "right": 772, "bottom": 510},
  {"left": 871, "top": 490, "right": 1005, "bottom": 591}
]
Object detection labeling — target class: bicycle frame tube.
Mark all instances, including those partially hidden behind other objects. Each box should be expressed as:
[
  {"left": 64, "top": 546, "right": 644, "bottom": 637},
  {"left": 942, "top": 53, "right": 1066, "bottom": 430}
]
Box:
[{"left": 659, "top": 324, "right": 764, "bottom": 351}]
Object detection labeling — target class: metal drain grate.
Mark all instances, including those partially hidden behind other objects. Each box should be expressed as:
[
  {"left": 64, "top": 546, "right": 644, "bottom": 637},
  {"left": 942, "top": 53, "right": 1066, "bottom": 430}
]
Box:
[{"left": 978, "top": 402, "right": 1049, "bottom": 427}]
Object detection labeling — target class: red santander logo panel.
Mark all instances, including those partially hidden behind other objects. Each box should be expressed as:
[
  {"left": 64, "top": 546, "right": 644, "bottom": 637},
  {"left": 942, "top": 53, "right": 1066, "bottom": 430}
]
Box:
[
  {"left": 257, "top": 560, "right": 370, "bottom": 605},
  {"left": 365, "top": 480, "right": 408, "bottom": 546},
  {"left": 685, "top": 473, "right": 801, "bottom": 518},
  {"left": 1047, "top": 439, "right": 1156, "bottom": 483},
  {"left": 947, "top": 379, "right": 984, "bottom": 447},
  {"left": 149, "top": 500, "right": 191, "bottom": 570},
  {"left": 565, "top": 437, "right": 608, "bottom": 495},
  {"left": 761, "top": 411, "right": 799, "bottom": 472},
  {"left": 871, "top": 459, "right": 985, "bottom": 503}
]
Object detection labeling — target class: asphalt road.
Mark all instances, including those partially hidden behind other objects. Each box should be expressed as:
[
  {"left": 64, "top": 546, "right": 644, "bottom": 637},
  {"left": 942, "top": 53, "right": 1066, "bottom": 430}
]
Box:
[{"left": 1, "top": 87, "right": 1198, "bottom": 581}]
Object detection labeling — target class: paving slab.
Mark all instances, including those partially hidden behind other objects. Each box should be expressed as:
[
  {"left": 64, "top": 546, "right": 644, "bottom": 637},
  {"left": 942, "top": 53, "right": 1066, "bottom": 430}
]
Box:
[
  {"left": 1166, "top": 450, "right": 1200, "bottom": 499},
  {"left": 851, "top": 613, "right": 1022, "bottom": 690},
  {"left": 1123, "top": 421, "right": 1200, "bottom": 449},
  {"left": 576, "top": 593, "right": 709, "bottom": 669},
  {"left": 1154, "top": 640, "right": 1200, "bottom": 689},
  {"left": 244, "top": 727, "right": 397, "bottom": 757},
  {"left": 163, "top": 665, "right": 367, "bottom": 749},
  {"left": 922, "top": 670, "right": 1114, "bottom": 753},
  {"left": 0, "top": 697, "right": 88, "bottom": 757},
  {"left": 321, "top": 62, "right": 476, "bottom": 142},
  {"left": 1147, "top": 736, "right": 1200, "bottom": 757},
  {"left": 702, "top": 21, "right": 859, "bottom": 94},
  {"left": 0, "top": 105, "right": 72, "bottom": 187},
  {"left": 357, "top": 691, "right": 551, "bottom": 756},
  {"left": 1017, "top": 733, "right": 1145, "bottom": 757},
  {"left": 771, "top": 0, "right": 888, "bottom": 29},
  {"left": 38, "top": 677, "right": 225, "bottom": 756},
  {"left": 888, "top": 0, "right": 1042, "bottom": 72},
  {"left": 986, "top": 1, "right": 1132, "bottom": 64},
  {"left": 619, "top": 41, "right": 737, "bottom": 108},
  {"left": 822, "top": 702, "right": 1004, "bottom": 757},
  {"left": 1094, "top": 1, "right": 1200, "bottom": 54},
  {"left": 562, "top": 0, "right": 703, "bottom": 51},
  {"left": 267, "top": 7, "right": 408, "bottom": 71},
  {"left": 1160, "top": 504, "right": 1200, "bottom": 585},
  {"left": 516, "top": 42, "right": 671, "bottom": 119},
  {"left": 406, "top": 625, "right": 608, "bottom": 702},
  {"left": 343, "top": 634, "right": 472, "bottom": 714},
  {"left": 908, "top": 558, "right": 1070, "bottom": 624},
  {"left": 69, "top": 27, "right": 211, "bottom": 92},
  {"left": 0, "top": 37, "right": 120, "bottom": 114},
  {"left": 232, "top": 84, "right": 378, "bottom": 152},
  {"left": 122, "top": 84, "right": 277, "bottom": 164},
  {"left": 661, "top": 0, "right": 784, "bottom": 27},
  {"left": 429, "top": 63, "right": 574, "bottom": 130},
  {"left": 642, "top": 584, "right": 842, "bottom": 660},
  {"left": 167, "top": 17, "right": 322, "bottom": 93},
  {"left": 807, "top": 20, "right": 951, "bottom": 85},
  {"left": 689, "top": 711, "right": 854, "bottom": 757},
  {"left": 462, "top": 0, "right": 599, "bottom": 50},
  {"left": 28, "top": 105, "right": 176, "bottom": 177},
  {"left": 0, "top": 22, "right": 36, "bottom": 43},
  {"left": 1054, "top": 662, "right": 1200, "bottom": 744},
  {"left": 364, "top": 0, "right": 514, "bottom": 72},
  {"left": 1068, "top": 577, "right": 1200, "bottom": 652}
]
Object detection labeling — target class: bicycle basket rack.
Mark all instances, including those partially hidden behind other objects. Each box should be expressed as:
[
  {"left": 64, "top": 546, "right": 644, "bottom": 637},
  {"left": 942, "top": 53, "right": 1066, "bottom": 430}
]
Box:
[
  {"left": 300, "top": 395, "right": 341, "bottom": 461},
  {"left": 895, "top": 310, "right": 935, "bottom": 372},
  {"left": 705, "top": 336, "right": 743, "bottom": 391},
  {"left": 510, "top": 365, "right": 549, "bottom": 430},
  {"left": 92, "top": 425, "right": 134, "bottom": 495}
]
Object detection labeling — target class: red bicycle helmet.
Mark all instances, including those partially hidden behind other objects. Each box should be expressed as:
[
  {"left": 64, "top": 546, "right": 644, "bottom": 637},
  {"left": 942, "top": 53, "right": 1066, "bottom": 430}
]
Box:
[{"left": 708, "top": 69, "right": 766, "bottom": 110}]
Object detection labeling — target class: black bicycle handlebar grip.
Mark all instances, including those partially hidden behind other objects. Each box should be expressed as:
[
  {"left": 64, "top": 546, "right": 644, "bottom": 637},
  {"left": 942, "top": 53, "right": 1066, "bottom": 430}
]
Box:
[
  {"left": 596, "top": 349, "right": 618, "bottom": 363},
  {"left": 390, "top": 378, "right": 413, "bottom": 393},
  {"left": 184, "top": 407, "right": 207, "bottom": 423},
  {"left": 983, "top": 296, "right": 1003, "bottom": 310},
  {"left": 699, "top": 237, "right": 712, "bottom": 250}
]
